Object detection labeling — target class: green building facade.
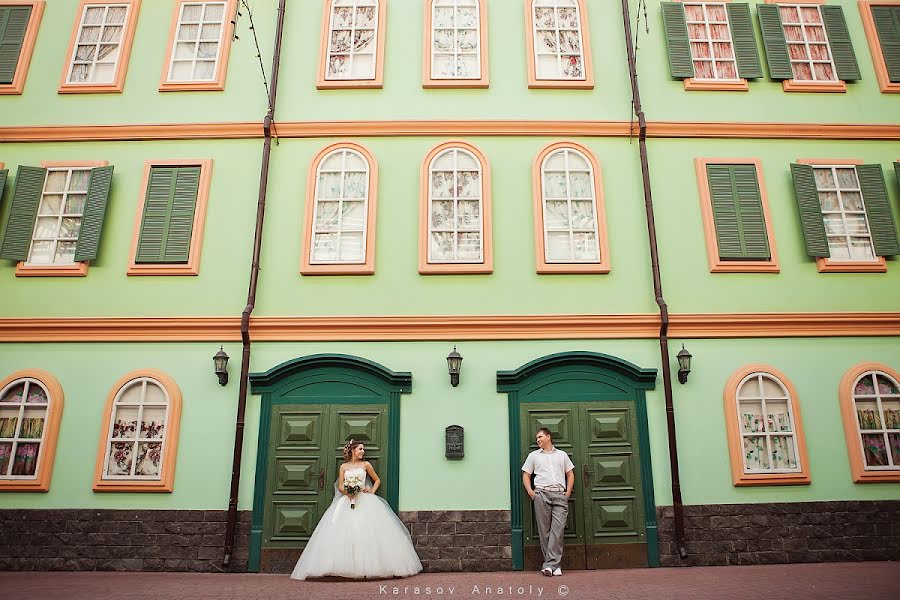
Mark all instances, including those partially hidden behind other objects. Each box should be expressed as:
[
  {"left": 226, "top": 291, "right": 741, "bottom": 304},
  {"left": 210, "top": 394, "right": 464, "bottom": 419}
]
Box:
[{"left": 0, "top": 0, "right": 897, "bottom": 573}]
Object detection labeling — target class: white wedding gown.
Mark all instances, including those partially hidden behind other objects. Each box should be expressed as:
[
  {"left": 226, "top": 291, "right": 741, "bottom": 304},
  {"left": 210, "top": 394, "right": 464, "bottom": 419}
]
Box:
[{"left": 290, "top": 468, "right": 423, "bottom": 580}]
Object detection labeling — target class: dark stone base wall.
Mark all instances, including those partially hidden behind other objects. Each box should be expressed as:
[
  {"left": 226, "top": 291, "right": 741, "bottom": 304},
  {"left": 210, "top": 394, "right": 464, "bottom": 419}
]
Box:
[
  {"left": 0, "top": 509, "right": 252, "bottom": 572},
  {"left": 656, "top": 500, "right": 900, "bottom": 567},
  {"left": 399, "top": 510, "right": 513, "bottom": 572}
]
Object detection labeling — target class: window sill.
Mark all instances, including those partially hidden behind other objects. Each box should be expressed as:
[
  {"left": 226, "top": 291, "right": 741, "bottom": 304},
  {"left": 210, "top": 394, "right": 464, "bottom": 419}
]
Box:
[
  {"left": 159, "top": 81, "right": 225, "bottom": 92},
  {"left": 733, "top": 472, "right": 811, "bottom": 486},
  {"left": 300, "top": 264, "right": 375, "bottom": 276},
  {"left": 851, "top": 470, "right": 900, "bottom": 484},
  {"left": 782, "top": 79, "right": 847, "bottom": 93},
  {"left": 418, "top": 262, "right": 493, "bottom": 275},
  {"left": 816, "top": 257, "right": 887, "bottom": 273},
  {"left": 684, "top": 78, "right": 749, "bottom": 92},
  {"left": 527, "top": 79, "right": 594, "bottom": 90},
  {"left": 58, "top": 83, "right": 124, "bottom": 94},
  {"left": 0, "top": 479, "right": 49, "bottom": 492},
  {"left": 710, "top": 260, "right": 780, "bottom": 273},
  {"left": 0, "top": 84, "right": 25, "bottom": 96},
  {"left": 16, "top": 262, "right": 89, "bottom": 277},
  {"left": 423, "top": 79, "right": 489, "bottom": 89},
  {"left": 316, "top": 79, "right": 383, "bottom": 90},
  {"left": 93, "top": 480, "right": 173, "bottom": 493},
  {"left": 127, "top": 263, "right": 198, "bottom": 276},
  {"left": 537, "top": 263, "right": 610, "bottom": 274}
]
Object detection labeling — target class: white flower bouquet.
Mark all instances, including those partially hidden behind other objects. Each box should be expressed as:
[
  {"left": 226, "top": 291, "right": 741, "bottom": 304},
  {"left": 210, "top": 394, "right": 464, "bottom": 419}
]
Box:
[{"left": 343, "top": 472, "right": 364, "bottom": 509}]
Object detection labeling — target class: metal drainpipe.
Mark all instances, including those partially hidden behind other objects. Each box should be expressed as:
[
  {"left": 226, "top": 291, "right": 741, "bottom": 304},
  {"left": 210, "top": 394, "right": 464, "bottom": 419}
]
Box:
[
  {"left": 620, "top": 0, "right": 688, "bottom": 559},
  {"left": 223, "top": 0, "right": 288, "bottom": 568}
]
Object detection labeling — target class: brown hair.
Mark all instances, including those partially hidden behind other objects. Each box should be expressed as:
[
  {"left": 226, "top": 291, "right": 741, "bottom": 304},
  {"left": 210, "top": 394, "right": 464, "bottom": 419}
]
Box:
[
  {"left": 343, "top": 439, "right": 364, "bottom": 461},
  {"left": 536, "top": 427, "right": 552, "bottom": 439}
]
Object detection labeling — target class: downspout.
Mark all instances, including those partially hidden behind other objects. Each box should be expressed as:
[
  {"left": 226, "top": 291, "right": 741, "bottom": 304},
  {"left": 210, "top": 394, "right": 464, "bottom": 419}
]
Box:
[
  {"left": 620, "top": 0, "right": 687, "bottom": 559},
  {"left": 223, "top": 0, "right": 287, "bottom": 568}
]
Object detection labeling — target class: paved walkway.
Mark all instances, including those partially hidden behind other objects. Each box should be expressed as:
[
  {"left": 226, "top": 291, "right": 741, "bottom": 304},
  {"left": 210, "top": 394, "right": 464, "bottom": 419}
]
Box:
[{"left": 2, "top": 562, "right": 898, "bottom": 600}]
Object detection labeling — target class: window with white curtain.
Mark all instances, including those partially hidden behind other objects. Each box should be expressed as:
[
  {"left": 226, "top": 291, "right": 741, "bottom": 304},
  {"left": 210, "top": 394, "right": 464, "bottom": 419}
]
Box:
[
  {"left": 66, "top": 3, "right": 131, "bottom": 84},
  {"left": 166, "top": 1, "right": 228, "bottom": 82},
  {"left": 735, "top": 372, "right": 802, "bottom": 474},
  {"left": 813, "top": 165, "right": 877, "bottom": 262},
  {"left": 778, "top": 3, "right": 837, "bottom": 82},
  {"left": 430, "top": 0, "right": 481, "bottom": 80},
  {"left": 311, "top": 148, "right": 370, "bottom": 264},
  {"left": 325, "top": 0, "right": 379, "bottom": 80},
  {"left": 684, "top": 2, "right": 739, "bottom": 81},
  {"left": 531, "top": 0, "right": 586, "bottom": 80},
  {"left": 851, "top": 371, "right": 900, "bottom": 470},
  {"left": 101, "top": 377, "right": 170, "bottom": 480},
  {"left": 540, "top": 148, "right": 600, "bottom": 263},
  {"left": 27, "top": 168, "right": 91, "bottom": 266},
  {"left": 428, "top": 148, "right": 484, "bottom": 263}
]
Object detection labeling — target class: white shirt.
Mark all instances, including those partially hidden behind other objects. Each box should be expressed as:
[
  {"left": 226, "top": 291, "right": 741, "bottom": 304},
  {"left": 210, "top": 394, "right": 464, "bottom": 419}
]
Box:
[{"left": 521, "top": 447, "right": 574, "bottom": 489}]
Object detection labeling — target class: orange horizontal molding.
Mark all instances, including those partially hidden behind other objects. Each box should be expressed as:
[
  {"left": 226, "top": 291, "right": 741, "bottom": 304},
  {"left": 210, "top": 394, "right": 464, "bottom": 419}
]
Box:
[
  {"left": 3, "top": 121, "right": 900, "bottom": 143},
  {"left": 1, "top": 312, "right": 900, "bottom": 342}
]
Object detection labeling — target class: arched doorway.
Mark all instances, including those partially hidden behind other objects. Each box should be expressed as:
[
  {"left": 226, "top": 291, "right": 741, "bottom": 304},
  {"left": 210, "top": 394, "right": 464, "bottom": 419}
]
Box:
[
  {"left": 248, "top": 354, "right": 412, "bottom": 573},
  {"left": 497, "top": 351, "right": 658, "bottom": 569}
]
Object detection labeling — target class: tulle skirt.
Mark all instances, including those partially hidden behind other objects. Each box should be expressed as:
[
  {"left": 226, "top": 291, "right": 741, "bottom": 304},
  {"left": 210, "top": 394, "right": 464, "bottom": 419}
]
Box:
[{"left": 290, "top": 491, "right": 422, "bottom": 580}]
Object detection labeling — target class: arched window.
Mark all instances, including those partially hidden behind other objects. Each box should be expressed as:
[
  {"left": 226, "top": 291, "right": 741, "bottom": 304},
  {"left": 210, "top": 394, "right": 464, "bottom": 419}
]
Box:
[
  {"left": 526, "top": 0, "right": 593, "bottom": 88},
  {"left": 302, "top": 143, "right": 378, "bottom": 275},
  {"left": 839, "top": 363, "right": 900, "bottom": 483},
  {"left": 424, "top": 0, "right": 488, "bottom": 87},
  {"left": 533, "top": 142, "right": 608, "bottom": 273},
  {"left": 723, "top": 366, "right": 810, "bottom": 486},
  {"left": 0, "top": 370, "right": 64, "bottom": 492},
  {"left": 94, "top": 370, "right": 181, "bottom": 492},
  {"left": 419, "top": 141, "right": 492, "bottom": 274},
  {"left": 318, "top": 0, "right": 386, "bottom": 88}
]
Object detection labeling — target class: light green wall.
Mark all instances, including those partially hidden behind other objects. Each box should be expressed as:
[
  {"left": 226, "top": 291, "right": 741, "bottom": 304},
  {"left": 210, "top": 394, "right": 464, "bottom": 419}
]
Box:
[
  {"left": 0, "top": 140, "right": 259, "bottom": 317},
  {"left": 649, "top": 138, "right": 900, "bottom": 312}
]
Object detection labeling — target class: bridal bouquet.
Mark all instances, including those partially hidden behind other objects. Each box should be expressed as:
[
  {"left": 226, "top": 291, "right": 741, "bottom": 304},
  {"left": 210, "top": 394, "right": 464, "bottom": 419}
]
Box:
[{"left": 343, "top": 472, "right": 364, "bottom": 509}]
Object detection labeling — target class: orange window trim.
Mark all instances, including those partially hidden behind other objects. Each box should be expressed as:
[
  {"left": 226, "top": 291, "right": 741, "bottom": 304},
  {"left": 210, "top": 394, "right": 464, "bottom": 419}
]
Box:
[
  {"left": 15, "top": 160, "right": 108, "bottom": 278},
  {"left": 764, "top": 0, "right": 847, "bottom": 92},
  {"left": 839, "top": 363, "right": 900, "bottom": 483},
  {"left": 532, "top": 141, "right": 610, "bottom": 274},
  {"left": 0, "top": 1, "right": 44, "bottom": 95},
  {"left": 127, "top": 159, "right": 213, "bottom": 276},
  {"left": 423, "top": 0, "right": 489, "bottom": 88},
  {"left": 418, "top": 140, "right": 493, "bottom": 274},
  {"left": 93, "top": 369, "right": 182, "bottom": 493},
  {"left": 796, "top": 158, "right": 888, "bottom": 273},
  {"left": 524, "top": 0, "right": 594, "bottom": 89},
  {"left": 317, "top": 0, "right": 387, "bottom": 90},
  {"left": 676, "top": 0, "right": 750, "bottom": 92},
  {"left": 723, "top": 364, "right": 812, "bottom": 486},
  {"left": 300, "top": 143, "right": 378, "bottom": 275},
  {"left": 0, "top": 369, "right": 64, "bottom": 492},
  {"left": 159, "top": 0, "right": 237, "bottom": 92},
  {"left": 58, "top": 0, "right": 141, "bottom": 94},
  {"left": 694, "top": 158, "right": 780, "bottom": 273},
  {"left": 859, "top": 1, "right": 900, "bottom": 93}
]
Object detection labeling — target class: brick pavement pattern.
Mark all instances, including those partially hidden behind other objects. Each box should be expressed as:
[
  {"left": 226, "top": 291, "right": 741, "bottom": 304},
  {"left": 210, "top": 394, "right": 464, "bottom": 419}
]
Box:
[{"left": 2, "top": 561, "right": 898, "bottom": 600}]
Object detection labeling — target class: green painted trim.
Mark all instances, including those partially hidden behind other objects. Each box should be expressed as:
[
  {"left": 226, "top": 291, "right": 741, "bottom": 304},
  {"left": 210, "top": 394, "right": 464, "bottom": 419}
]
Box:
[
  {"left": 498, "top": 352, "right": 658, "bottom": 570},
  {"left": 250, "top": 354, "right": 412, "bottom": 393},
  {"left": 248, "top": 389, "right": 274, "bottom": 573},
  {"left": 497, "top": 351, "right": 658, "bottom": 391}
]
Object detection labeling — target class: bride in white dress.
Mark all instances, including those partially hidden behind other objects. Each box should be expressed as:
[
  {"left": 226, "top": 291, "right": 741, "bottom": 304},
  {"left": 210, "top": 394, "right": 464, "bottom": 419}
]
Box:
[{"left": 291, "top": 440, "right": 422, "bottom": 580}]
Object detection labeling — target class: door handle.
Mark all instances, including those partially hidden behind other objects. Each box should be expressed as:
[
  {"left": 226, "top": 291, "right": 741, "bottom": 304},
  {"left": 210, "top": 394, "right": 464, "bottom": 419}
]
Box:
[
  {"left": 319, "top": 468, "right": 325, "bottom": 491},
  {"left": 582, "top": 463, "right": 591, "bottom": 488}
]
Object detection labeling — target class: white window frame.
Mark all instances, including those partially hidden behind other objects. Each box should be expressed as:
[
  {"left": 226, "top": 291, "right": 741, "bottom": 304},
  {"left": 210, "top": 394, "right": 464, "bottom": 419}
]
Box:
[
  {"left": 26, "top": 167, "right": 92, "bottom": 266},
  {"left": 812, "top": 164, "right": 878, "bottom": 263},
  {"left": 65, "top": 2, "right": 131, "bottom": 85},
  {"left": 430, "top": 0, "right": 482, "bottom": 80},
  {"left": 540, "top": 148, "right": 601, "bottom": 264},
  {"left": 530, "top": 0, "right": 586, "bottom": 81},
  {"left": 0, "top": 378, "right": 50, "bottom": 480},
  {"left": 310, "top": 148, "right": 370, "bottom": 265},
  {"left": 852, "top": 370, "right": 900, "bottom": 471},
  {"left": 778, "top": 3, "right": 838, "bottom": 82},
  {"left": 101, "top": 377, "right": 170, "bottom": 481},
  {"left": 736, "top": 372, "right": 803, "bottom": 474},
  {"left": 324, "top": 0, "right": 379, "bottom": 81},
  {"left": 684, "top": 2, "right": 739, "bottom": 82},
  {"left": 165, "top": 1, "right": 228, "bottom": 83},
  {"left": 427, "top": 147, "right": 484, "bottom": 264}
]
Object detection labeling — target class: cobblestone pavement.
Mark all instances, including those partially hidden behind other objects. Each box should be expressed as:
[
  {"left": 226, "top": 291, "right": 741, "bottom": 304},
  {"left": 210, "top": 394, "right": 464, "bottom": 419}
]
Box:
[{"left": 2, "top": 562, "right": 898, "bottom": 600}]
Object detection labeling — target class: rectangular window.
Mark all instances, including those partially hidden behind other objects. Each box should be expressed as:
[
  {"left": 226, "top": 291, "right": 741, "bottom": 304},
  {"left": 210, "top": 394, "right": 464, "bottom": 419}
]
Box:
[
  {"left": 318, "top": 0, "right": 386, "bottom": 89},
  {"left": 0, "top": 2, "right": 45, "bottom": 95},
  {"left": 685, "top": 2, "right": 739, "bottom": 80},
  {"left": 59, "top": 0, "right": 140, "bottom": 93},
  {"left": 27, "top": 167, "right": 92, "bottom": 266},
  {"left": 161, "top": 0, "right": 236, "bottom": 91},
  {"left": 813, "top": 166, "right": 876, "bottom": 260},
  {"left": 778, "top": 3, "right": 837, "bottom": 82},
  {"left": 128, "top": 160, "right": 212, "bottom": 276},
  {"left": 859, "top": 1, "right": 900, "bottom": 93},
  {"left": 525, "top": 0, "right": 594, "bottom": 89},
  {"left": 424, "top": 0, "right": 488, "bottom": 88}
]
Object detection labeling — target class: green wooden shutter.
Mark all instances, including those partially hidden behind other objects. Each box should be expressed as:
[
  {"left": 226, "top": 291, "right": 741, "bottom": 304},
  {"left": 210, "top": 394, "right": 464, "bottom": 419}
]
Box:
[
  {"left": 74, "top": 166, "right": 114, "bottom": 261},
  {"left": 758, "top": 4, "right": 793, "bottom": 80},
  {"left": 707, "top": 164, "right": 770, "bottom": 260},
  {"left": 0, "top": 169, "right": 8, "bottom": 203},
  {"left": 0, "top": 6, "right": 31, "bottom": 85},
  {"left": 872, "top": 6, "right": 900, "bottom": 83},
  {"left": 856, "top": 164, "right": 899, "bottom": 257},
  {"left": 821, "top": 5, "right": 860, "bottom": 81},
  {"left": 135, "top": 166, "right": 200, "bottom": 264},
  {"left": 0, "top": 165, "right": 45, "bottom": 261},
  {"left": 727, "top": 3, "right": 762, "bottom": 79},
  {"left": 895, "top": 161, "right": 900, "bottom": 192},
  {"left": 661, "top": 2, "right": 694, "bottom": 79},
  {"left": 790, "top": 163, "right": 829, "bottom": 258}
]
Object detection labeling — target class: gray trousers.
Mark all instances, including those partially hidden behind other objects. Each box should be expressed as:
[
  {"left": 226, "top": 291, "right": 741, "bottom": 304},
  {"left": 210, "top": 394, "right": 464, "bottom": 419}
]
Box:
[{"left": 533, "top": 489, "right": 567, "bottom": 570}]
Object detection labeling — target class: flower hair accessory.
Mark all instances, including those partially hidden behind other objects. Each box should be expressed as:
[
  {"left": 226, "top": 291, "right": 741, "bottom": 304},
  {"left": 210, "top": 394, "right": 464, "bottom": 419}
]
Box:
[{"left": 343, "top": 439, "right": 361, "bottom": 461}]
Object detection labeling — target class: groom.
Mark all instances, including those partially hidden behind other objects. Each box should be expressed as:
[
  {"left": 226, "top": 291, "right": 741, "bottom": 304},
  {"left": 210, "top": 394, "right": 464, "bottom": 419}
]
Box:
[{"left": 521, "top": 427, "right": 574, "bottom": 577}]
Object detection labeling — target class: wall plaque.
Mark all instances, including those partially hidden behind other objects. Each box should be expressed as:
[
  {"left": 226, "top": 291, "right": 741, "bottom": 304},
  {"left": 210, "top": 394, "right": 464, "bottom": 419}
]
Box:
[{"left": 445, "top": 425, "right": 464, "bottom": 459}]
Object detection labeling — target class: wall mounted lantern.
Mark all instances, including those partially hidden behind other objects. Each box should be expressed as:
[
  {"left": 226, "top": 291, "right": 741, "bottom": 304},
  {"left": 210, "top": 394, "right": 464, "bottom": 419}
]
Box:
[
  {"left": 214, "top": 346, "right": 230, "bottom": 386},
  {"left": 446, "top": 346, "right": 463, "bottom": 387},
  {"left": 676, "top": 345, "right": 692, "bottom": 384}
]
